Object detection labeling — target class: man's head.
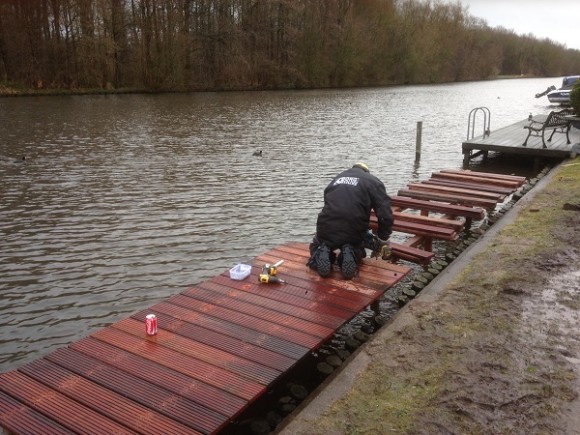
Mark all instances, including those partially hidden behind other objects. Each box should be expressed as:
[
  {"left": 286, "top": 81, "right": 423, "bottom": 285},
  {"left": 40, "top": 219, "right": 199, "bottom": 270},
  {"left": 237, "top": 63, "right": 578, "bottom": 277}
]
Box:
[{"left": 352, "top": 162, "right": 369, "bottom": 172}]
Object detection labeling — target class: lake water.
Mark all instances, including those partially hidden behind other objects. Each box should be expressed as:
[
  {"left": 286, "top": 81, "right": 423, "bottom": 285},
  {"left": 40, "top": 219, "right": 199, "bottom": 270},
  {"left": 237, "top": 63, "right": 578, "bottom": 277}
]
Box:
[{"left": 0, "top": 77, "right": 562, "bottom": 373}]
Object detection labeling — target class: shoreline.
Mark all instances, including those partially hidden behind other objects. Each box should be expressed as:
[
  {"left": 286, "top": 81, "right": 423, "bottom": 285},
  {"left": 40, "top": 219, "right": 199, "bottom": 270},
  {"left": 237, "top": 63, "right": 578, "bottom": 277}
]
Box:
[{"left": 0, "top": 75, "right": 534, "bottom": 98}]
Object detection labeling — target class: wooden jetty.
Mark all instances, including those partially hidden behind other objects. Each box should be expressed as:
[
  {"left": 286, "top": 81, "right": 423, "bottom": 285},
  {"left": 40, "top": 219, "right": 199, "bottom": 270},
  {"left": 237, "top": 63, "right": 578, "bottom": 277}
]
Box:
[
  {"left": 462, "top": 117, "right": 579, "bottom": 165},
  {"left": 0, "top": 170, "right": 526, "bottom": 435},
  {"left": 0, "top": 242, "right": 412, "bottom": 435}
]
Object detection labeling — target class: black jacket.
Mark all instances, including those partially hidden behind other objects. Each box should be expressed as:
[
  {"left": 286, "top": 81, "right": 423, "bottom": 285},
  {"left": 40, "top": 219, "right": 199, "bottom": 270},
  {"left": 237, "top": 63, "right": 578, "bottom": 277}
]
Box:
[{"left": 316, "top": 166, "right": 393, "bottom": 248}]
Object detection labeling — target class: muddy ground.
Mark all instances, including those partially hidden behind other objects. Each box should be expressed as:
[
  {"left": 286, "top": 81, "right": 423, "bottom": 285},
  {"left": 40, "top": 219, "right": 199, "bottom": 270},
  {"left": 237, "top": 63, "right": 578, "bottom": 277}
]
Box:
[{"left": 279, "top": 158, "right": 580, "bottom": 435}]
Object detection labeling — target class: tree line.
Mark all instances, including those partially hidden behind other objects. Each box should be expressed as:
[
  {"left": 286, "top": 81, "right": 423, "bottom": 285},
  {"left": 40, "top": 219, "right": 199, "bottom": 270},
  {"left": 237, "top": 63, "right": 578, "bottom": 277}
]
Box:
[{"left": 1, "top": 0, "right": 579, "bottom": 93}]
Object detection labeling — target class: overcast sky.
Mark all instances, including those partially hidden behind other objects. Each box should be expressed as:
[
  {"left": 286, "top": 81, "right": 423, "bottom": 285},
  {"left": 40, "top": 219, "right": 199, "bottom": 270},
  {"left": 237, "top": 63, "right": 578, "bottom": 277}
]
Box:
[{"left": 451, "top": 0, "right": 579, "bottom": 51}]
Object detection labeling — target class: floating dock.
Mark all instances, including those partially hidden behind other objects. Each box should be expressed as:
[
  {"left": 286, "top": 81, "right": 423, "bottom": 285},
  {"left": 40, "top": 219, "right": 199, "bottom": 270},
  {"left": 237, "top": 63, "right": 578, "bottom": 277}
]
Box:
[
  {"left": 0, "top": 170, "right": 527, "bottom": 435},
  {"left": 462, "top": 117, "right": 579, "bottom": 165}
]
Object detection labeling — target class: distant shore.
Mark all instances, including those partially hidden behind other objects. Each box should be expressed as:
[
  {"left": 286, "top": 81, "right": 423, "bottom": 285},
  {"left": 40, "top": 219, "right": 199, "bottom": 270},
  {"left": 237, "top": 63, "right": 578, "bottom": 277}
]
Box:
[{"left": 0, "top": 75, "right": 534, "bottom": 98}]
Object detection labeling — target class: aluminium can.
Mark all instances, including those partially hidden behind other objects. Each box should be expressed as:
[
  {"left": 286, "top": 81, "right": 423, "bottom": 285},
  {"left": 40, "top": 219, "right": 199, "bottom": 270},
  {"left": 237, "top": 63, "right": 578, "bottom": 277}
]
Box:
[{"left": 145, "top": 314, "right": 158, "bottom": 336}]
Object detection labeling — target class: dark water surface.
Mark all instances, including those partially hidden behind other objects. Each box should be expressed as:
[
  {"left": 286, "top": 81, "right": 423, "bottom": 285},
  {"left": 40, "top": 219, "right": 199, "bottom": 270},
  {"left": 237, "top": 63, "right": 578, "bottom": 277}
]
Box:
[{"left": 0, "top": 78, "right": 561, "bottom": 373}]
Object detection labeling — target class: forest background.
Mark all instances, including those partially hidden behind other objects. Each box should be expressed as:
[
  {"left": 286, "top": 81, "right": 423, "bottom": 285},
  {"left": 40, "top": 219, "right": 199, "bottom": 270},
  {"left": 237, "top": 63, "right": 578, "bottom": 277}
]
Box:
[{"left": 1, "top": 0, "right": 580, "bottom": 95}]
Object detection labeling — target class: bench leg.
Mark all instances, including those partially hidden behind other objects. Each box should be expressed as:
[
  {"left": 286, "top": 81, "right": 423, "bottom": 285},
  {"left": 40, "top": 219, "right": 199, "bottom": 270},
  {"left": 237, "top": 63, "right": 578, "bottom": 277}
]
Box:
[
  {"left": 541, "top": 130, "right": 547, "bottom": 148},
  {"left": 522, "top": 130, "right": 531, "bottom": 146},
  {"left": 547, "top": 126, "right": 572, "bottom": 145}
]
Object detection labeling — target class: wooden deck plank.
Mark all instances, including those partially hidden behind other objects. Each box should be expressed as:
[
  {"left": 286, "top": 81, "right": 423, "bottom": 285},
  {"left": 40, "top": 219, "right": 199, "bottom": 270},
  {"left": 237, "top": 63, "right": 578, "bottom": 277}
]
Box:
[
  {"left": 0, "top": 391, "right": 76, "bottom": 435},
  {"left": 260, "top": 245, "right": 394, "bottom": 295},
  {"left": 391, "top": 195, "right": 486, "bottom": 219},
  {"left": 121, "top": 314, "right": 297, "bottom": 372},
  {"left": 255, "top": 252, "right": 402, "bottom": 290},
  {"left": 0, "top": 371, "right": 139, "bottom": 435},
  {"left": 388, "top": 216, "right": 459, "bottom": 239},
  {"left": 21, "top": 358, "right": 210, "bottom": 435},
  {"left": 275, "top": 238, "right": 435, "bottom": 272},
  {"left": 431, "top": 172, "right": 522, "bottom": 189},
  {"left": 422, "top": 178, "right": 516, "bottom": 195},
  {"left": 164, "top": 289, "right": 328, "bottom": 347},
  {"left": 373, "top": 209, "right": 463, "bottom": 238},
  {"left": 90, "top": 327, "right": 266, "bottom": 400},
  {"left": 212, "top": 274, "right": 359, "bottom": 319},
  {"left": 294, "top": 232, "right": 437, "bottom": 266},
  {"left": 217, "top": 263, "right": 390, "bottom": 315},
  {"left": 388, "top": 242, "right": 435, "bottom": 265},
  {"left": 137, "top": 301, "right": 310, "bottom": 359},
  {"left": 180, "top": 286, "right": 334, "bottom": 338},
  {"left": 392, "top": 211, "right": 465, "bottom": 230},
  {"left": 70, "top": 337, "right": 248, "bottom": 417},
  {"left": 261, "top": 243, "right": 416, "bottom": 289},
  {"left": 196, "top": 280, "right": 346, "bottom": 329},
  {"left": 407, "top": 182, "right": 506, "bottom": 201},
  {"left": 111, "top": 318, "right": 283, "bottom": 383},
  {"left": 284, "top": 242, "right": 412, "bottom": 276},
  {"left": 397, "top": 188, "right": 499, "bottom": 210},
  {"left": 439, "top": 169, "right": 526, "bottom": 184},
  {"left": 243, "top": 256, "right": 378, "bottom": 304},
  {"left": 253, "top": 253, "right": 404, "bottom": 292},
  {"left": 253, "top": 254, "right": 400, "bottom": 297},
  {"left": 254, "top": 251, "right": 386, "bottom": 297},
  {"left": 156, "top": 294, "right": 319, "bottom": 350}
]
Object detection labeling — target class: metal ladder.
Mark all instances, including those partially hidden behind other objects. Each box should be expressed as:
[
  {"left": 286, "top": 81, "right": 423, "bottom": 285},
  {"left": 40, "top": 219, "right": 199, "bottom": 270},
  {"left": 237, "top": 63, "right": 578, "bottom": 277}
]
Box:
[{"left": 467, "top": 107, "right": 491, "bottom": 140}]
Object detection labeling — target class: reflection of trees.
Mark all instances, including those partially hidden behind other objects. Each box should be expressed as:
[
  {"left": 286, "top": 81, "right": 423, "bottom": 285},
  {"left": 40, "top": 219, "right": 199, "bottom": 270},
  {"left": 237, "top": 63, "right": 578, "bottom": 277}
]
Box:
[{"left": 0, "top": 0, "right": 579, "bottom": 92}]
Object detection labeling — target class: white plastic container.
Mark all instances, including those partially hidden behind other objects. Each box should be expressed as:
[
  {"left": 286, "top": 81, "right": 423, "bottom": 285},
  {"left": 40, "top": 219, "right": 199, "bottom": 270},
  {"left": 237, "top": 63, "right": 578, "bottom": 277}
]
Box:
[{"left": 229, "top": 264, "right": 251, "bottom": 281}]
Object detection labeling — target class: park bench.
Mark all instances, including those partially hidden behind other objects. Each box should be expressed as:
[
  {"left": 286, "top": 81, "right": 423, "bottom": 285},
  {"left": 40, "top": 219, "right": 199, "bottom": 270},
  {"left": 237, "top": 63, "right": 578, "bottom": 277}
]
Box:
[{"left": 523, "top": 109, "right": 572, "bottom": 148}]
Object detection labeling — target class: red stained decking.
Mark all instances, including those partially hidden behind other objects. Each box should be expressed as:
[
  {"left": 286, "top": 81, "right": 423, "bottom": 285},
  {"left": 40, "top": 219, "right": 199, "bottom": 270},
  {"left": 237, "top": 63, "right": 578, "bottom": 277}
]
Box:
[{"left": 0, "top": 242, "right": 411, "bottom": 435}]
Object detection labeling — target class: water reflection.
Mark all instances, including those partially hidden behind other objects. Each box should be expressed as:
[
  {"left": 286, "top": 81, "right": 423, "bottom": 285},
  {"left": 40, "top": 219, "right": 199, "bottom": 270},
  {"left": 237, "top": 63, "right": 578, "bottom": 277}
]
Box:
[{"left": 0, "top": 78, "right": 561, "bottom": 372}]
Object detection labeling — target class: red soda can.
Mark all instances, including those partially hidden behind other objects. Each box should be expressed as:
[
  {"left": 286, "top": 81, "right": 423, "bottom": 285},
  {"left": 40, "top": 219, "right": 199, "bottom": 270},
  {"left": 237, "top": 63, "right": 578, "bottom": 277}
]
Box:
[{"left": 145, "top": 314, "right": 158, "bottom": 336}]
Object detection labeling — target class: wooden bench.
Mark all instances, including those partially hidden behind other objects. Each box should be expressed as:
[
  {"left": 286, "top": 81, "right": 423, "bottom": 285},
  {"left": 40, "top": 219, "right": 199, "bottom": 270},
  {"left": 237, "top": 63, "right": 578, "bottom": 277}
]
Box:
[{"left": 523, "top": 109, "right": 572, "bottom": 148}]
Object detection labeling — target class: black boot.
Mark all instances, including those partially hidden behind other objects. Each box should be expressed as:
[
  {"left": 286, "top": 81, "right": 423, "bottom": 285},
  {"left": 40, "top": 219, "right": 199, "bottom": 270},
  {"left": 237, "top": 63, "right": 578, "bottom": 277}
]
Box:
[
  {"left": 315, "top": 244, "right": 332, "bottom": 277},
  {"left": 340, "top": 244, "right": 357, "bottom": 279}
]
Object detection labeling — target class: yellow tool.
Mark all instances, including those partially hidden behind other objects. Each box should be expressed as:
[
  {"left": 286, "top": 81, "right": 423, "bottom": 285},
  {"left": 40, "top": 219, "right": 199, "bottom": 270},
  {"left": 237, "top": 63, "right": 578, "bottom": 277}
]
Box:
[
  {"left": 377, "top": 243, "right": 392, "bottom": 260},
  {"left": 368, "top": 232, "right": 391, "bottom": 260},
  {"left": 259, "top": 260, "right": 285, "bottom": 284}
]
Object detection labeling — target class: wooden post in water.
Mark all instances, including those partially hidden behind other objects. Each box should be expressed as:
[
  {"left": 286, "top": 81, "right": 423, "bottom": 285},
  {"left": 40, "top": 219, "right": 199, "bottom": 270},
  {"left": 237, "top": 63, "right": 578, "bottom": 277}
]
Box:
[{"left": 415, "top": 121, "right": 423, "bottom": 161}]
